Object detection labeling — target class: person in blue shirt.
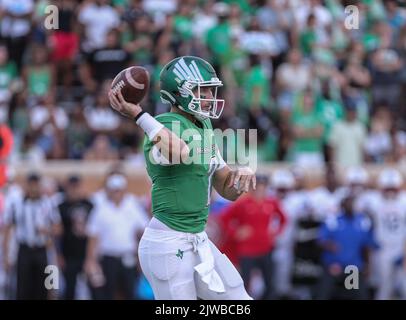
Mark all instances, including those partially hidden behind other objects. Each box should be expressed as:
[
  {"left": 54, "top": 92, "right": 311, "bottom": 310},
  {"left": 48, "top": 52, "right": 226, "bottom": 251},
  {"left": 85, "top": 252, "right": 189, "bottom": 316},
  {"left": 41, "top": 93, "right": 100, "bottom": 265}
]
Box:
[{"left": 316, "top": 194, "right": 377, "bottom": 299}]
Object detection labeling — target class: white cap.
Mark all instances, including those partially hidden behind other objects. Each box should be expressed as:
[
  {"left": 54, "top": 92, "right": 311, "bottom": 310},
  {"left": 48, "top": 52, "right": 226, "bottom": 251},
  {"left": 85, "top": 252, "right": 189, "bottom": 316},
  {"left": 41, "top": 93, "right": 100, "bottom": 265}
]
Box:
[
  {"left": 271, "top": 169, "right": 295, "bottom": 189},
  {"left": 106, "top": 174, "right": 127, "bottom": 190},
  {"left": 345, "top": 167, "right": 368, "bottom": 185},
  {"left": 377, "top": 168, "right": 403, "bottom": 189}
]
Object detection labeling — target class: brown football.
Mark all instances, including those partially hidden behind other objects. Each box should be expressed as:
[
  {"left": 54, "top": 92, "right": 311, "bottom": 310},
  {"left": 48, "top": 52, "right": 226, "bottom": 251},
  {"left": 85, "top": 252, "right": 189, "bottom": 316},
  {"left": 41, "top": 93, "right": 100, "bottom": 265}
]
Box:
[{"left": 110, "top": 66, "right": 150, "bottom": 105}]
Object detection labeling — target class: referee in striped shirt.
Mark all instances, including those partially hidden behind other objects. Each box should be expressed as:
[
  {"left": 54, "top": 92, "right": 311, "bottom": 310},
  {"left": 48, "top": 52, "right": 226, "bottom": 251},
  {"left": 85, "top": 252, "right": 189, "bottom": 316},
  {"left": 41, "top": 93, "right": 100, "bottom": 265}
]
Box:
[{"left": 2, "top": 173, "right": 62, "bottom": 300}]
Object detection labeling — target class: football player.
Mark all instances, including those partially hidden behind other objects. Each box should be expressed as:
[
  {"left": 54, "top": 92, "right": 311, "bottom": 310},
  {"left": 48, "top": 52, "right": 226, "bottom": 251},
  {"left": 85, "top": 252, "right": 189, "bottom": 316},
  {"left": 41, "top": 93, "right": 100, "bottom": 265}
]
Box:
[{"left": 109, "top": 56, "right": 256, "bottom": 300}]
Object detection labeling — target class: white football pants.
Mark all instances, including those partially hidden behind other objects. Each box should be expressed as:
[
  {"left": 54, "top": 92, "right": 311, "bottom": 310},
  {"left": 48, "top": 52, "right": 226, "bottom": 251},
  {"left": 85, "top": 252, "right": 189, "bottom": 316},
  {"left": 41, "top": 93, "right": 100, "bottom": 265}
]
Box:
[
  {"left": 138, "top": 220, "right": 252, "bottom": 300},
  {"left": 375, "top": 248, "right": 406, "bottom": 300}
]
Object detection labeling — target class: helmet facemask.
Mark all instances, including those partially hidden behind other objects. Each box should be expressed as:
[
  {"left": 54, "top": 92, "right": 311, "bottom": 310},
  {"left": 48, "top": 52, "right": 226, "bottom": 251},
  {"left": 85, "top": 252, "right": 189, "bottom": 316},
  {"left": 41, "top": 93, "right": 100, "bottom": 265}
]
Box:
[{"left": 178, "top": 78, "right": 225, "bottom": 121}]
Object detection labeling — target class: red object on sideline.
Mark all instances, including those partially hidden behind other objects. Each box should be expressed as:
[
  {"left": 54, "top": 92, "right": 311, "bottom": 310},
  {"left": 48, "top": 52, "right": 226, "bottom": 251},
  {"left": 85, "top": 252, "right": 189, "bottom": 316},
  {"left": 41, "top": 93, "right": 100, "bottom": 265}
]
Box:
[
  {"left": 0, "top": 124, "right": 13, "bottom": 187},
  {"left": 219, "top": 194, "right": 287, "bottom": 258}
]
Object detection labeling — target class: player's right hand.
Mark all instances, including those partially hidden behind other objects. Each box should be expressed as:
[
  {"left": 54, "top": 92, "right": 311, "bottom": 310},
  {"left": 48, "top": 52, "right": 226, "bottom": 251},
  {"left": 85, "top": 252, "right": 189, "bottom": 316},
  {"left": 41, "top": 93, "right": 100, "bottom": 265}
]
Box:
[{"left": 108, "top": 89, "right": 143, "bottom": 119}]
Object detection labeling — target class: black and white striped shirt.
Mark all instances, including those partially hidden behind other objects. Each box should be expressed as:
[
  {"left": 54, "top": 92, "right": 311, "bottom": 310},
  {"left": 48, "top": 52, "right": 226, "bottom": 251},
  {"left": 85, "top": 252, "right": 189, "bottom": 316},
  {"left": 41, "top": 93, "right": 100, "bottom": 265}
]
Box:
[{"left": 4, "top": 194, "right": 60, "bottom": 248}]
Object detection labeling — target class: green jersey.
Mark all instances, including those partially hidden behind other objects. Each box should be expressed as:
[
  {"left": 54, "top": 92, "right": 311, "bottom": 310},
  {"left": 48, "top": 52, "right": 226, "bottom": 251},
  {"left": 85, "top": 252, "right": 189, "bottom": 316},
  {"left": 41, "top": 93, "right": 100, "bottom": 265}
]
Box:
[{"left": 143, "top": 112, "right": 223, "bottom": 233}]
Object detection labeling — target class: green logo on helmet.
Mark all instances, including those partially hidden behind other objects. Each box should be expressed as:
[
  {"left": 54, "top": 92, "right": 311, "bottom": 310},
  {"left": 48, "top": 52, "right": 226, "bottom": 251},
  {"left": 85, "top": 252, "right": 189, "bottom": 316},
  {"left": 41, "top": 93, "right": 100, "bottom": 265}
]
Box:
[{"left": 159, "top": 56, "right": 225, "bottom": 121}]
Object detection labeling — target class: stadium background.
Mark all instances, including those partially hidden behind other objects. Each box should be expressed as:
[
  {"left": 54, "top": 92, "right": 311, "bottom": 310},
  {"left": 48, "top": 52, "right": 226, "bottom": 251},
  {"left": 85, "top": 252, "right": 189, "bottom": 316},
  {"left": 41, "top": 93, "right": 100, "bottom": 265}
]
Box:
[{"left": 0, "top": 0, "right": 406, "bottom": 300}]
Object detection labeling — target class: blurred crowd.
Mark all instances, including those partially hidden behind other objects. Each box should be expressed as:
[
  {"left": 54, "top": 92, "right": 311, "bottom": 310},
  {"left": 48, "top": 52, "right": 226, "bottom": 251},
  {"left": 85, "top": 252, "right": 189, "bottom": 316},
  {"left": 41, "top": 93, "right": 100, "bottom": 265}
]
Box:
[
  {"left": 0, "top": 0, "right": 404, "bottom": 169},
  {"left": 0, "top": 0, "right": 406, "bottom": 301},
  {"left": 0, "top": 164, "right": 405, "bottom": 300}
]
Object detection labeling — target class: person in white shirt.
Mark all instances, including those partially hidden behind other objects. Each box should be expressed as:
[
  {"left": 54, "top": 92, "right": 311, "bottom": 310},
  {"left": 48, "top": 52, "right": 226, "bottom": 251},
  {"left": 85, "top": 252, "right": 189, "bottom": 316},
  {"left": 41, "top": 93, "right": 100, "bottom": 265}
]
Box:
[
  {"left": 84, "top": 91, "right": 121, "bottom": 133},
  {"left": 78, "top": 0, "right": 120, "bottom": 52},
  {"left": 276, "top": 49, "right": 311, "bottom": 110},
  {"left": 369, "top": 169, "right": 406, "bottom": 300},
  {"left": 328, "top": 103, "right": 367, "bottom": 168},
  {"left": 85, "top": 174, "right": 148, "bottom": 299},
  {"left": 29, "top": 94, "right": 69, "bottom": 156},
  {"left": 0, "top": 0, "right": 34, "bottom": 70}
]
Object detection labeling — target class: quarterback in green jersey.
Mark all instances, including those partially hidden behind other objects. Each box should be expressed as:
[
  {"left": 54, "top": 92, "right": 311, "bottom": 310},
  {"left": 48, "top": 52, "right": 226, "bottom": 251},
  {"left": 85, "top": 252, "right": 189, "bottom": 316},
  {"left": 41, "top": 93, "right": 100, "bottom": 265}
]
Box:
[{"left": 109, "top": 56, "right": 256, "bottom": 300}]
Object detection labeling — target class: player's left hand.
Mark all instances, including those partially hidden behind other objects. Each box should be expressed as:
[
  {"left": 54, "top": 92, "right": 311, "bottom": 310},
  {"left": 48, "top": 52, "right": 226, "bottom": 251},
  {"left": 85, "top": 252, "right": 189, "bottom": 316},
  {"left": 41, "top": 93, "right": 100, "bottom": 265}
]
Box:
[{"left": 227, "top": 167, "right": 256, "bottom": 194}]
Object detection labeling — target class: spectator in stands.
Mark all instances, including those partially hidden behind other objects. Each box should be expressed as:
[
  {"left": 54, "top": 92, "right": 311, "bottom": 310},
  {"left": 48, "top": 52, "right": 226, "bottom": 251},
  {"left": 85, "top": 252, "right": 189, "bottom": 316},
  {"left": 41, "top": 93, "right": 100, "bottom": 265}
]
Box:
[
  {"left": 364, "top": 107, "right": 393, "bottom": 163},
  {"left": 239, "top": 16, "right": 280, "bottom": 58},
  {"left": 83, "top": 134, "right": 119, "bottom": 161},
  {"left": 84, "top": 86, "right": 121, "bottom": 135},
  {"left": 294, "top": 0, "right": 332, "bottom": 32},
  {"left": 65, "top": 106, "right": 92, "bottom": 159},
  {"left": 391, "top": 124, "right": 406, "bottom": 165},
  {"left": 0, "top": 0, "right": 34, "bottom": 71},
  {"left": 191, "top": 0, "right": 217, "bottom": 41},
  {"left": 29, "top": 92, "right": 69, "bottom": 159},
  {"left": 16, "top": 132, "right": 46, "bottom": 164},
  {"left": 50, "top": 0, "right": 79, "bottom": 97},
  {"left": 256, "top": 0, "right": 291, "bottom": 61},
  {"left": 22, "top": 44, "right": 55, "bottom": 106},
  {"left": 276, "top": 48, "right": 311, "bottom": 112},
  {"left": 79, "top": 28, "right": 132, "bottom": 94},
  {"left": 219, "top": 174, "right": 287, "bottom": 299},
  {"left": 315, "top": 81, "right": 344, "bottom": 160},
  {"left": 78, "top": 0, "right": 120, "bottom": 53},
  {"left": 397, "top": 24, "right": 406, "bottom": 120},
  {"left": 123, "top": 12, "right": 155, "bottom": 65},
  {"left": 243, "top": 54, "right": 273, "bottom": 140},
  {"left": 342, "top": 52, "right": 371, "bottom": 124},
  {"left": 290, "top": 88, "right": 324, "bottom": 168},
  {"left": 328, "top": 100, "right": 367, "bottom": 168},
  {"left": 206, "top": 3, "right": 232, "bottom": 72},
  {"left": 0, "top": 44, "right": 18, "bottom": 120},
  {"left": 369, "top": 22, "right": 403, "bottom": 110},
  {"left": 316, "top": 194, "right": 375, "bottom": 299}
]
